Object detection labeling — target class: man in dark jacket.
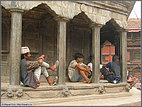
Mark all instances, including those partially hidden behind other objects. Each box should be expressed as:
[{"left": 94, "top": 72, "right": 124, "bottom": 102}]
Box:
[{"left": 100, "top": 55, "right": 121, "bottom": 83}]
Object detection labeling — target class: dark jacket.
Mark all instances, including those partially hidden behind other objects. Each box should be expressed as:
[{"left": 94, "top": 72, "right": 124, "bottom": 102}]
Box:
[
  {"left": 106, "top": 61, "right": 121, "bottom": 79},
  {"left": 20, "top": 59, "right": 41, "bottom": 88}
]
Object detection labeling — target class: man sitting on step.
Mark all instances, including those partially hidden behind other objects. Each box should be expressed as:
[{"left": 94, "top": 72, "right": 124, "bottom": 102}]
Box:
[
  {"left": 100, "top": 55, "right": 121, "bottom": 83},
  {"left": 20, "top": 46, "right": 58, "bottom": 88},
  {"left": 68, "top": 53, "right": 91, "bottom": 83}
]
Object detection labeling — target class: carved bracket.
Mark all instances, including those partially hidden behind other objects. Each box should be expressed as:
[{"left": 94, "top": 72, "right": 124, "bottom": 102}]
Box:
[
  {"left": 57, "top": 85, "right": 71, "bottom": 97},
  {"left": 98, "top": 85, "right": 105, "bottom": 94},
  {"left": 6, "top": 88, "right": 14, "bottom": 98},
  {"left": 62, "top": 87, "right": 71, "bottom": 97},
  {"left": 16, "top": 89, "right": 23, "bottom": 97},
  {"left": 2, "top": 88, "right": 24, "bottom": 98},
  {"left": 54, "top": 16, "right": 70, "bottom": 22},
  {"left": 89, "top": 22, "right": 103, "bottom": 29}
]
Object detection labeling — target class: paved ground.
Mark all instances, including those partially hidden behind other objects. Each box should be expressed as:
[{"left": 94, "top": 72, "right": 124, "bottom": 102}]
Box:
[
  {"left": 1, "top": 87, "right": 141, "bottom": 106},
  {"left": 119, "top": 101, "right": 141, "bottom": 106},
  {"left": 34, "top": 87, "right": 141, "bottom": 106}
]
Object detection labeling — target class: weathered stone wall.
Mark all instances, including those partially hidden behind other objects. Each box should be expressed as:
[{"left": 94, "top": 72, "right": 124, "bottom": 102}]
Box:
[
  {"left": 1, "top": 12, "right": 11, "bottom": 83},
  {"left": 22, "top": 18, "right": 57, "bottom": 65},
  {"left": 1, "top": 1, "right": 135, "bottom": 29}
]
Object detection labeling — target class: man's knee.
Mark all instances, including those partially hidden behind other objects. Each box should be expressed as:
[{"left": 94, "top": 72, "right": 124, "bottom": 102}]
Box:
[
  {"left": 34, "top": 66, "right": 42, "bottom": 80},
  {"left": 41, "top": 66, "right": 47, "bottom": 71},
  {"left": 41, "top": 67, "right": 49, "bottom": 78},
  {"left": 41, "top": 62, "right": 50, "bottom": 69},
  {"left": 79, "top": 70, "right": 85, "bottom": 74}
]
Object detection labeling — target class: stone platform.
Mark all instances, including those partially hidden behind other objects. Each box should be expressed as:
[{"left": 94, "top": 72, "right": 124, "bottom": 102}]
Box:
[
  {"left": 1, "top": 80, "right": 131, "bottom": 99},
  {"left": 1, "top": 87, "right": 141, "bottom": 106}
]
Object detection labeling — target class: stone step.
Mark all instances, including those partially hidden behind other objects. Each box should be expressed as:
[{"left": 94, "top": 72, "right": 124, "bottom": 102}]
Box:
[
  {"left": 1, "top": 92, "right": 131, "bottom": 105},
  {"left": 2, "top": 88, "right": 141, "bottom": 106},
  {"left": 1, "top": 82, "right": 130, "bottom": 99},
  {"left": 33, "top": 92, "right": 132, "bottom": 105}
]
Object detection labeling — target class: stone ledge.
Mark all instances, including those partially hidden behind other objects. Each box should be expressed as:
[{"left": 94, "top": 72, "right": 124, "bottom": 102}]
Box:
[
  {"left": 1, "top": 83, "right": 129, "bottom": 99},
  {"left": 1, "top": 92, "right": 132, "bottom": 106},
  {"left": 1, "top": 83, "right": 128, "bottom": 91}
]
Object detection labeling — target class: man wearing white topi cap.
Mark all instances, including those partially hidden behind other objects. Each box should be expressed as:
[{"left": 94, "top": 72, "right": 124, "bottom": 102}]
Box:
[{"left": 20, "top": 46, "right": 58, "bottom": 88}]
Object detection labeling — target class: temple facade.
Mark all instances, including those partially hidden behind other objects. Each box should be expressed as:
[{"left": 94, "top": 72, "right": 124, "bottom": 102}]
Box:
[
  {"left": 1, "top": 1, "right": 135, "bottom": 85},
  {"left": 127, "top": 18, "right": 141, "bottom": 80}
]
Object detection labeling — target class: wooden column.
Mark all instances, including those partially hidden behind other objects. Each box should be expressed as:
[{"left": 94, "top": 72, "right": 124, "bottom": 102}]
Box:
[
  {"left": 9, "top": 8, "right": 23, "bottom": 85},
  {"left": 55, "top": 17, "right": 69, "bottom": 85},
  {"left": 91, "top": 24, "right": 102, "bottom": 83},
  {"left": 120, "top": 30, "right": 127, "bottom": 83}
]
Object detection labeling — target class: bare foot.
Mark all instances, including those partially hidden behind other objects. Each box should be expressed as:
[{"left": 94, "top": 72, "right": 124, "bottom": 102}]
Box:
[
  {"left": 46, "top": 77, "right": 53, "bottom": 86},
  {"left": 53, "top": 76, "right": 58, "bottom": 82},
  {"left": 83, "top": 80, "right": 89, "bottom": 83},
  {"left": 48, "top": 81, "right": 53, "bottom": 86}
]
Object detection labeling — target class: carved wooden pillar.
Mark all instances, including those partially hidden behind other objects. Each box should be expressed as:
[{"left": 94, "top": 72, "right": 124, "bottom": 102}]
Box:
[
  {"left": 120, "top": 30, "right": 127, "bottom": 83},
  {"left": 91, "top": 23, "right": 102, "bottom": 83},
  {"left": 9, "top": 8, "right": 23, "bottom": 85},
  {"left": 55, "top": 17, "right": 69, "bottom": 85}
]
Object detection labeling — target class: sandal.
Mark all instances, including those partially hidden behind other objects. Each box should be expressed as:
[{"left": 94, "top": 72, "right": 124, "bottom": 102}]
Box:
[
  {"left": 88, "top": 77, "right": 92, "bottom": 83},
  {"left": 52, "top": 76, "right": 58, "bottom": 86},
  {"left": 54, "top": 60, "right": 59, "bottom": 72}
]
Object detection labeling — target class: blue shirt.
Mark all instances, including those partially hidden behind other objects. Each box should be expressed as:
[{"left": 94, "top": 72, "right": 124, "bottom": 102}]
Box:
[{"left": 106, "top": 62, "right": 112, "bottom": 69}]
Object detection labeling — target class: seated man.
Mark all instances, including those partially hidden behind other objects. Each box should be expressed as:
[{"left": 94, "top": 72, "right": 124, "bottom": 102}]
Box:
[
  {"left": 68, "top": 53, "right": 91, "bottom": 83},
  {"left": 100, "top": 65, "right": 109, "bottom": 80},
  {"left": 20, "top": 47, "right": 58, "bottom": 88},
  {"left": 100, "top": 55, "right": 121, "bottom": 83},
  {"left": 127, "top": 70, "right": 139, "bottom": 88},
  {"left": 127, "top": 74, "right": 136, "bottom": 84},
  {"left": 87, "top": 56, "right": 103, "bottom": 79}
]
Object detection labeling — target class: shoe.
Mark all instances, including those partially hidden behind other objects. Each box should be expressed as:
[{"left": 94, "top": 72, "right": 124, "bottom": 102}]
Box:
[
  {"left": 52, "top": 76, "right": 58, "bottom": 86},
  {"left": 55, "top": 60, "right": 59, "bottom": 72},
  {"left": 113, "top": 80, "right": 117, "bottom": 84},
  {"left": 88, "top": 77, "right": 92, "bottom": 83},
  {"left": 37, "top": 83, "right": 40, "bottom": 87}
]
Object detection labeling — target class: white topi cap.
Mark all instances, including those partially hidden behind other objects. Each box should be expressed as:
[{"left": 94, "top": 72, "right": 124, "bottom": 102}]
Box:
[{"left": 21, "top": 46, "right": 30, "bottom": 54}]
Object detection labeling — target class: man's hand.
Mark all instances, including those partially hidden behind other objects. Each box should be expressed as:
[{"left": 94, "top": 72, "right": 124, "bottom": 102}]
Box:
[
  {"left": 85, "top": 66, "right": 91, "bottom": 74},
  {"left": 87, "top": 70, "right": 91, "bottom": 75},
  {"left": 37, "top": 55, "right": 45, "bottom": 61},
  {"left": 38, "top": 58, "right": 43, "bottom": 64},
  {"left": 37, "top": 55, "right": 45, "bottom": 64},
  {"left": 85, "top": 66, "right": 90, "bottom": 71}
]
